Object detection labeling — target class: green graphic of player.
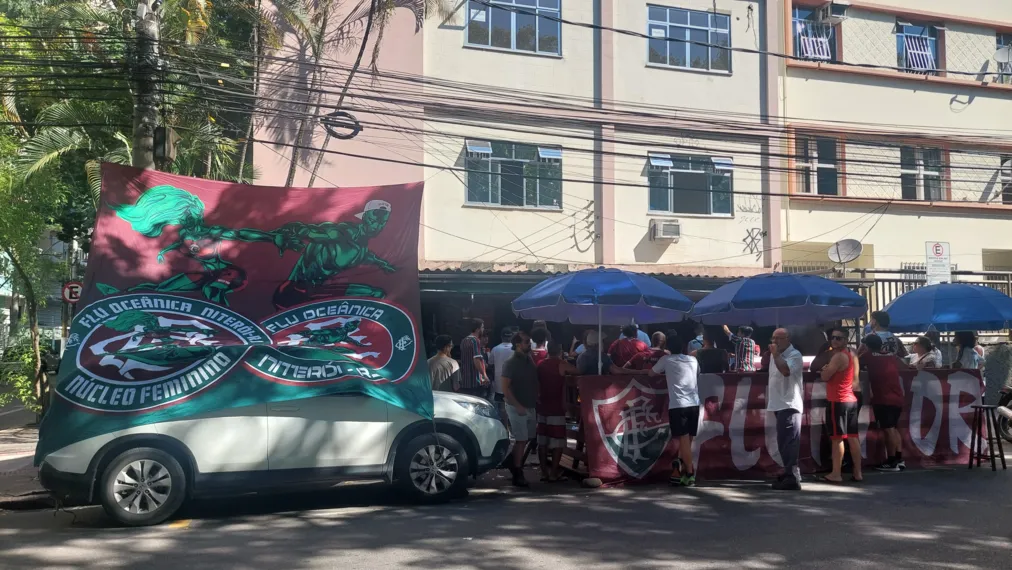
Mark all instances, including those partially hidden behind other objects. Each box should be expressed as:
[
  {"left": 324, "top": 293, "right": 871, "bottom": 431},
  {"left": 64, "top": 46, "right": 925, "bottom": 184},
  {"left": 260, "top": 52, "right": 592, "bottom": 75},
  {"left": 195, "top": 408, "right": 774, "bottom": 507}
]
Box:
[
  {"left": 104, "top": 310, "right": 213, "bottom": 339},
  {"left": 272, "top": 200, "right": 396, "bottom": 309},
  {"left": 282, "top": 320, "right": 368, "bottom": 361},
  {"left": 96, "top": 185, "right": 303, "bottom": 306},
  {"left": 97, "top": 311, "right": 218, "bottom": 374}
]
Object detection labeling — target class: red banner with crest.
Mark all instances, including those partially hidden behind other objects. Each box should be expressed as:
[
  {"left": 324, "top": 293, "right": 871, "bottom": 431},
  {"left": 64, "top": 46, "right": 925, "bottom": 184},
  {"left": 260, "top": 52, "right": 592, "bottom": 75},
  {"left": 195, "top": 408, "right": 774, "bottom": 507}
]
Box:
[{"left": 580, "top": 370, "right": 984, "bottom": 484}]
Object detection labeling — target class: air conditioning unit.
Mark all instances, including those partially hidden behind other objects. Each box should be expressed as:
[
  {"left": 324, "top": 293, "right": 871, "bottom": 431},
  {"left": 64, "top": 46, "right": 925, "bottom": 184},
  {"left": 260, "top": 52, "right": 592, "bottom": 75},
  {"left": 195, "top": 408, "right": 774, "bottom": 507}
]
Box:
[
  {"left": 650, "top": 219, "right": 680, "bottom": 242},
  {"left": 818, "top": 1, "right": 848, "bottom": 24}
]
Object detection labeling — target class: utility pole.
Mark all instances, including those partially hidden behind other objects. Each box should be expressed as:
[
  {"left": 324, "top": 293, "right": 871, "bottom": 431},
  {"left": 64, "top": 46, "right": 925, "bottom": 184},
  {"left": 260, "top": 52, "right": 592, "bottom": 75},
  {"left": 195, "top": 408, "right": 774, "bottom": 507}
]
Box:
[{"left": 132, "top": 0, "right": 160, "bottom": 169}]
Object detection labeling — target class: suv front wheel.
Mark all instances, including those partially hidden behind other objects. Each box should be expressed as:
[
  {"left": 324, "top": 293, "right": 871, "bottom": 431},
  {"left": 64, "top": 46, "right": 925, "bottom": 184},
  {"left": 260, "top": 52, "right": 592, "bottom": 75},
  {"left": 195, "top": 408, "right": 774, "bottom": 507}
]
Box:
[
  {"left": 394, "top": 433, "right": 468, "bottom": 503},
  {"left": 98, "top": 447, "right": 187, "bottom": 527}
]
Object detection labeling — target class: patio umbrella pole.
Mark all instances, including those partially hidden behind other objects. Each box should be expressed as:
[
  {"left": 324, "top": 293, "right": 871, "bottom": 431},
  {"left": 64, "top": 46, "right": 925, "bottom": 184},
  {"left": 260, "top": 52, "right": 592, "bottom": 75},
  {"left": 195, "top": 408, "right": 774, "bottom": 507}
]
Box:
[{"left": 597, "top": 302, "right": 603, "bottom": 375}]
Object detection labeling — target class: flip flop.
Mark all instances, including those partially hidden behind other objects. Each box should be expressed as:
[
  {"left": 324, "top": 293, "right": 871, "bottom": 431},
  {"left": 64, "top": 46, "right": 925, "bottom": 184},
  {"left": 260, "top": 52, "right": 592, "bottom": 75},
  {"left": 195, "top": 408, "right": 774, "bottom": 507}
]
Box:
[
  {"left": 819, "top": 476, "right": 844, "bottom": 484},
  {"left": 850, "top": 476, "right": 864, "bottom": 483}
]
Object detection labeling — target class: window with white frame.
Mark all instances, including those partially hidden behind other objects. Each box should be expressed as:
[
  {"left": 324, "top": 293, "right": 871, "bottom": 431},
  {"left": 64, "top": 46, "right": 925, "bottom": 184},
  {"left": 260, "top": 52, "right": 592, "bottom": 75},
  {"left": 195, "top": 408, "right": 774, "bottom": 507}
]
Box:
[
  {"left": 1000, "top": 154, "right": 1012, "bottom": 205},
  {"left": 466, "top": 0, "right": 561, "bottom": 56},
  {"left": 998, "top": 33, "right": 1012, "bottom": 85},
  {"left": 465, "top": 140, "right": 562, "bottom": 209},
  {"left": 900, "top": 146, "right": 943, "bottom": 201},
  {"left": 647, "top": 153, "right": 733, "bottom": 216},
  {"left": 792, "top": 7, "right": 836, "bottom": 62},
  {"left": 797, "top": 136, "right": 839, "bottom": 195},
  {"left": 895, "top": 21, "right": 940, "bottom": 74},
  {"left": 647, "top": 5, "right": 731, "bottom": 72}
]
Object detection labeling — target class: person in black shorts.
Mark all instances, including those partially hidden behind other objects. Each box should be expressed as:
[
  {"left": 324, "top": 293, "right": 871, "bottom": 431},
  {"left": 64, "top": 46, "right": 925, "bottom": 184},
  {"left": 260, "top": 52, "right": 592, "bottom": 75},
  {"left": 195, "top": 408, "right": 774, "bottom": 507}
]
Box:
[
  {"left": 649, "top": 331, "right": 701, "bottom": 487},
  {"left": 861, "top": 334, "right": 907, "bottom": 471}
]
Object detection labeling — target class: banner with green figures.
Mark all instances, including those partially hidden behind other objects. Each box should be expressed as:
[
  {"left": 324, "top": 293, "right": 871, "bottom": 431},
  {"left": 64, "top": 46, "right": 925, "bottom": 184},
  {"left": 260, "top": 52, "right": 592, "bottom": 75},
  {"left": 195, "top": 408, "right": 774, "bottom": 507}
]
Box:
[{"left": 36, "top": 165, "right": 431, "bottom": 462}]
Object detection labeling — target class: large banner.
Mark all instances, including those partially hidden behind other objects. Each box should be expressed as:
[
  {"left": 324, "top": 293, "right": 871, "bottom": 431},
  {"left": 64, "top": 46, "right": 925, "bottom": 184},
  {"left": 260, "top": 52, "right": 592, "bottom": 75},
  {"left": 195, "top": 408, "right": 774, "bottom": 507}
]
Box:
[
  {"left": 36, "top": 165, "right": 429, "bottom": 461},
  {"left": 581, "top": 370, "right": 984, "bottom": 483}
]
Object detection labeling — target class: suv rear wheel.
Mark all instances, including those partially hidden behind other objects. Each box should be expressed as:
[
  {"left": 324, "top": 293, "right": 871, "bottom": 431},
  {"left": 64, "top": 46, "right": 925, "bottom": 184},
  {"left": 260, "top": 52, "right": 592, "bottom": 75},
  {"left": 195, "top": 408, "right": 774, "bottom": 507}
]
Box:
[
  {"left": 394, "top": 433, "right": 468, "bottom": 503},
  {"left": 98, "top": 447, "right": 187, "bottom": 527}
]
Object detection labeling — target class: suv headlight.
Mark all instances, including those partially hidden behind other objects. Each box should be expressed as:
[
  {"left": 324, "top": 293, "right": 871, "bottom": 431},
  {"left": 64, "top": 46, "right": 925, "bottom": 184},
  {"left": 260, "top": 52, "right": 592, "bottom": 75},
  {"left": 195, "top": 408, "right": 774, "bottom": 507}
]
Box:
[{"left": 453, "top": 398, "right": 499, "bottom": 420}]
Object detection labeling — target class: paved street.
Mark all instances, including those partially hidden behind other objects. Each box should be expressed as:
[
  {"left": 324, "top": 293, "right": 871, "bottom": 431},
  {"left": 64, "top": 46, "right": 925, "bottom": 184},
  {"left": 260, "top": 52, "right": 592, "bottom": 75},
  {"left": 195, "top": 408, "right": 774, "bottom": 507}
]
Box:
[{"left": 1, "top": 465, "right": 1009, "bottom": 569}]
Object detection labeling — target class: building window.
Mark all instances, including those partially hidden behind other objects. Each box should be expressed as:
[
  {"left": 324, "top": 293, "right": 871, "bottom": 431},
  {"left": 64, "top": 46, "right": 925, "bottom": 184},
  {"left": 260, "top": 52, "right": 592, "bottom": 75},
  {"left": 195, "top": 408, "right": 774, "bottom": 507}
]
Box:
[
  {"left": 792, "top": 7, "right": 836, "bottom": 62},
  {"left": 466, "top": 0, "right": 561, "bottom": 56},
  {"left": 998, "top": 34, "right": 1012, "bottom": 84},
  {"left": 900, "top": 147, "right": 943, "bottom": 201},
  {"left": 895, "top": 22, "right": 939, "bottom": 74},
  {"left": 647, "top": 153, "right": 733, "bottom": 216},
  {"left": 797, "top": 136, "right": 839, "bottom": 195},
  {"left": 1001, "top": 154, "right": 1012, "bottom": 205},
  {"left": 647, "top": 5, "right": 731, "bottom": 73},
  {"left": 465, "top": 140, "right": 562, "bottom": 209}
]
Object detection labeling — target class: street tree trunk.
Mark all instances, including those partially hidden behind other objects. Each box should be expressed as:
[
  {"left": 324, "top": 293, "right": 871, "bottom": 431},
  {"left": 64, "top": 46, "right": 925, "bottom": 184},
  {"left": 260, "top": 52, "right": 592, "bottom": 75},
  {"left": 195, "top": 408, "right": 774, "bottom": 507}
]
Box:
[
  {"left": 307, "top": 0, "right": 378, "bottom": 187},
  {"left": 3, "top": 248, "right": 43, "bottom": 412},
  {"left": 284, "top": 3, "right": 331, "bottom": 187},
  {"left": 236, "top": 3, "right": 262, "bottom": 180}
]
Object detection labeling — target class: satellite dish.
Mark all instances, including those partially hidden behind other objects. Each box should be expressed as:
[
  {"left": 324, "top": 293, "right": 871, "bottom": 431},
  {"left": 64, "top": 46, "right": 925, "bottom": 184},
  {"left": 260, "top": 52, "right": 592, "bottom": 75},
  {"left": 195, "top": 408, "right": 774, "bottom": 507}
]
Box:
[
  {"left": 995, "top": 46, "right": 1012, "bottom": 64},
  {"left": 829, "top": 239, "right": 863, "bottom": 264}
]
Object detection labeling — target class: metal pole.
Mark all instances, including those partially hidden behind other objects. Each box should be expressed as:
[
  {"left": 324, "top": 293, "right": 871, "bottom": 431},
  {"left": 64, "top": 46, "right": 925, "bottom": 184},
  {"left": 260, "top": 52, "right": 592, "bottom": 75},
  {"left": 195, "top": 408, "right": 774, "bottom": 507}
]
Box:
[
  {"left": 597, "top": 303, "right": 603, "bottom": 375},
  {"left": 132, "top": 1, "right": 160, "bottom": 169}
]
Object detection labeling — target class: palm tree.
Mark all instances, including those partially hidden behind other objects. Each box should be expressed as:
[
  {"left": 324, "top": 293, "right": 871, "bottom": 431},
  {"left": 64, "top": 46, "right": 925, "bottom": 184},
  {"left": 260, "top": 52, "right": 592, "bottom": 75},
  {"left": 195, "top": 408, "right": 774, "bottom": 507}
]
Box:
[
  {"left": 282, "top": 0, "right": 339, "bottom": 187},
  {"left": 300, "top": 0, "right": 454, "bottom": 187}
]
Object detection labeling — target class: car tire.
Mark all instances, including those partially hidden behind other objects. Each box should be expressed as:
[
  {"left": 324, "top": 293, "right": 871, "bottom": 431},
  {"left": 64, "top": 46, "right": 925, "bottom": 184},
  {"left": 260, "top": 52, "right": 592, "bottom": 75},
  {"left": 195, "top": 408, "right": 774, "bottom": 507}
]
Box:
[
  {"left": 394, "top": 432, "right": 468, "bottom": 504},
  {"left": 98, "top": 447, "right": 187, "bottom": 527}
]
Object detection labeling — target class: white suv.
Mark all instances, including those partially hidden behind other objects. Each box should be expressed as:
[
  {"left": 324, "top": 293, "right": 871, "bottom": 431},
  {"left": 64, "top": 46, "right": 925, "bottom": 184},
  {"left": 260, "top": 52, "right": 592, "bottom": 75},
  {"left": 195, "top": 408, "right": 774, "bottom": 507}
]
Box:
[{"left": 38, "top": 392, "right": 509, "bottom": 526}]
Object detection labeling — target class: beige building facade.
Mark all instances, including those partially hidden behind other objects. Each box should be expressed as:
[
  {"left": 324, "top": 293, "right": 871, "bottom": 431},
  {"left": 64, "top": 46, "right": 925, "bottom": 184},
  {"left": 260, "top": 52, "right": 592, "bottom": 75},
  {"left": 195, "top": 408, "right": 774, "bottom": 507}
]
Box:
[
  {"left": 253, "top": 0, "right": 1012, "bottom": 301},
  {"left": 256, "top": 0, "right": 783, "bottom": 291},
  {"left": 781, "top": 0, "right": 1012, "bottom": 282}
]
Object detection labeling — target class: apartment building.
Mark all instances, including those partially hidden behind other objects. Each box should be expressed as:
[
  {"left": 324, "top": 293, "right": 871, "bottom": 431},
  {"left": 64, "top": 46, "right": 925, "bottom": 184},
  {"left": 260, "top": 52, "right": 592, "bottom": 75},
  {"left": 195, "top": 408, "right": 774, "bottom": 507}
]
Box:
[
  {"left": 780, "top": 0, "right": 1012, "bottom": 289},
  {"left": 255, "top": 0, "right": 783, "bottom": 319},
  {"left": 253, "top": 0, "right": 1012, "bottom": 335}
]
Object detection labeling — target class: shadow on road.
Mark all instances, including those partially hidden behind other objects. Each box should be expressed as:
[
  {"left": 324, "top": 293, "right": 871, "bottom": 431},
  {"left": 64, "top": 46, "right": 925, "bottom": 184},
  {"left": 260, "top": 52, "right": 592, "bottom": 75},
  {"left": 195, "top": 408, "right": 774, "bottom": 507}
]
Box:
[{"left": 1, "top": 467, "right": 1009, "bottom": 569}]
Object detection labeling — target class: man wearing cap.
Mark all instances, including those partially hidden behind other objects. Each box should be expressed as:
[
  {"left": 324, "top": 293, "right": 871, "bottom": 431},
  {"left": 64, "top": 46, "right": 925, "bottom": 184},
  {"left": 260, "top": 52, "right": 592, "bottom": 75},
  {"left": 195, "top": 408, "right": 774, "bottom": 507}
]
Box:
[{"left": 273, "top": 199, "right": 396, "bottom": 309}]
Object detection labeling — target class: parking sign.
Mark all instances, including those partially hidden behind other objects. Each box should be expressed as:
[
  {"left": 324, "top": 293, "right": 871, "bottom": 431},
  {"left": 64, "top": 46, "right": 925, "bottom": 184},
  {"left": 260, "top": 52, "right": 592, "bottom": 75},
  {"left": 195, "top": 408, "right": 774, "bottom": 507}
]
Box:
[
  {"left": 61, "top": 281, "right": 83, "bottom": 304},
  {"left": 924, "top": 242, "right": 950, "bottom": 286}
]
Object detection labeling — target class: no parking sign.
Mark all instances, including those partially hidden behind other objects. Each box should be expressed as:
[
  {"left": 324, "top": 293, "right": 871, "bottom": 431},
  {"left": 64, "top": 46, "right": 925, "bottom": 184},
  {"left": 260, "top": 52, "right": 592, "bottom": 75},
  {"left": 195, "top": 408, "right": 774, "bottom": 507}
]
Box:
[{"left": 61, "top": 281, "right": 83, "bottom": 304}]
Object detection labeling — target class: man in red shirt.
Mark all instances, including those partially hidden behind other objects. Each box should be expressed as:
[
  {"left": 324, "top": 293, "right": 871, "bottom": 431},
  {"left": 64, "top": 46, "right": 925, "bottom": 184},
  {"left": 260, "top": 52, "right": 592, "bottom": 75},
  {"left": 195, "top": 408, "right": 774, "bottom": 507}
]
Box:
[
  {"left": 861, "top": 334, "right": 907, "bottom": 472},
  {"left": 608, "top": 324, "right": 650, "bottom": 368},
  {"left": 626, "top": 331, "right": 668, "bottom": 371},
  {"left": 536, "top": 340, "right": 578, "bottom": 482},
  {"left": 820, "top": 327, "right": 862, "bottom": 483},
  {"left": 530, "top": 328, "right": 550, "bottom": 366}
]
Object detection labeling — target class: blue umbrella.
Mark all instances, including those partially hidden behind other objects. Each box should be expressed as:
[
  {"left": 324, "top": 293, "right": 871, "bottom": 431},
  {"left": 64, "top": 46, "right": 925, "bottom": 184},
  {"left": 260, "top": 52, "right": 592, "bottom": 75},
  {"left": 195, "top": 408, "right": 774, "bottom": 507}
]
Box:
[
  {"left": 512, "top": 267, "right": 693, "bottom": 325},
  {"left": 882, "top": 283, "right": 1012, "bottom": 332},
  {"left": 512, "top": 268, "right": 693, "bottom": 375},
  {"left": 691, "top": 273, "right": 867, "bottom": 326}
]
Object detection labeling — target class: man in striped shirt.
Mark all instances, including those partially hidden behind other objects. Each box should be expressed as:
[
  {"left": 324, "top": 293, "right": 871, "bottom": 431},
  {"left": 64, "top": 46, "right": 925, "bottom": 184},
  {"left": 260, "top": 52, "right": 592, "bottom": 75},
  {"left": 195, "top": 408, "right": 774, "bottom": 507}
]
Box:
[
  {"left": 458, "top": 318, "right": 490, "bottom": 398},
  {"left": 723, "top": 325, "right": 758, "bottom": 372}
]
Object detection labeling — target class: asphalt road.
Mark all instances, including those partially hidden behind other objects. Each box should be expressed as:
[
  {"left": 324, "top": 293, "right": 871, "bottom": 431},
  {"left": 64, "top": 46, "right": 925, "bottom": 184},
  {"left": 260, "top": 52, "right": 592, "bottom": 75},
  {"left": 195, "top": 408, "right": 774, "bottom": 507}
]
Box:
[{"left": 2, "top": 465, "right": 1010, "bottom": 569}]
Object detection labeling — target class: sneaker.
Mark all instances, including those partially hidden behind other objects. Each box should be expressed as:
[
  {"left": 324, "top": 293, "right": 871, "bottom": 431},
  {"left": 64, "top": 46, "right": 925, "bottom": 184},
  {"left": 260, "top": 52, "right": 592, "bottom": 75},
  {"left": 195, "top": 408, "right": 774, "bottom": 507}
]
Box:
[
  {"left": 772, "top": 478, "right": 802, "bottom": 491},
  {"left": 512, "top": 475, "right": 530, "bottom": 488},
  {"left": 896, "top": 460, "right": 906, "bottom": 471},
  {"left": 681, "top": 474, "right": 696, "bottom": 487},
  {"left": 875, "top": 462, "right": 900, "bottom": 472}
]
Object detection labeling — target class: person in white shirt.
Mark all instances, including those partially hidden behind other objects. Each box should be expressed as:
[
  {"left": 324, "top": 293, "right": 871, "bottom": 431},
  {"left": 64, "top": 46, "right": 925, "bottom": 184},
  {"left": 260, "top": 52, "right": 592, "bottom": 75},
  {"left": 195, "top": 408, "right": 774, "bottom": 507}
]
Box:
[
  {"left": 767, "top": 328, "right": 805, "bottom": 491},
  {"left": 649, "top": 331, "right": 700, "bottom": 487},
  {"left": 907, "top": 336, "right": 942, "bottom": 370},
  {"left": 487, "top": 328, "right": 516, "bottom": 426}
]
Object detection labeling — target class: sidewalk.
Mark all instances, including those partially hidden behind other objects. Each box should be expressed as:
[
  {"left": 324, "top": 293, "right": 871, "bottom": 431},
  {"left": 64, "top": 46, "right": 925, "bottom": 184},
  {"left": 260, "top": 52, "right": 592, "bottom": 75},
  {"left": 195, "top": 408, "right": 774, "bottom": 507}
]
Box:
[{"left": 0, "top": 425, "right": 50, "bottom": 510}]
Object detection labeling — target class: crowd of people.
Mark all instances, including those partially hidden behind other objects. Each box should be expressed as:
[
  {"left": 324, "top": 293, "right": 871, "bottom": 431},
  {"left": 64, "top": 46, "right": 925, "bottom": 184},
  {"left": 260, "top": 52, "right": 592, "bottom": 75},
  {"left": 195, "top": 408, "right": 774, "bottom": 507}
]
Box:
[{"left": 426, "top": 311, "right": 988, "bottom": 491}]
